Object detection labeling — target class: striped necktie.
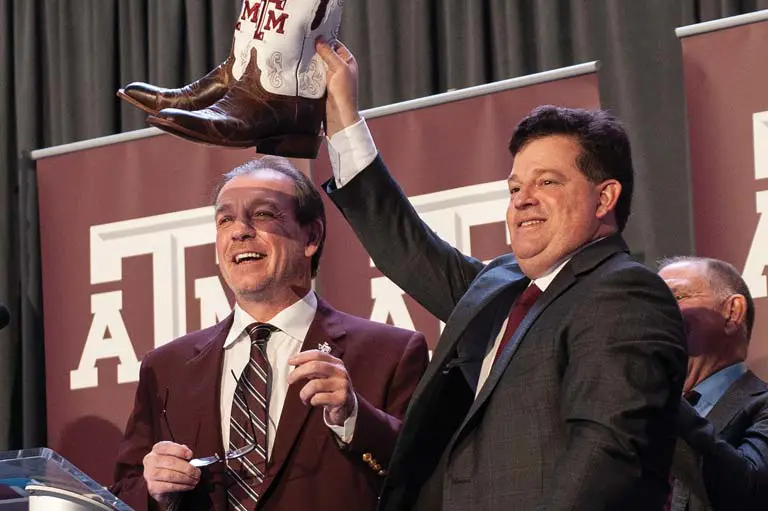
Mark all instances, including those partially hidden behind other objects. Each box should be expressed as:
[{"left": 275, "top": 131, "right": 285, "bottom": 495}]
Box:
[{"left": 227, "top": 322, "right": 276, "bottom": 510}]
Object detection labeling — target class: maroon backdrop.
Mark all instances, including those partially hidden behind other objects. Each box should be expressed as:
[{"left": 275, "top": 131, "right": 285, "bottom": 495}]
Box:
[
  {"left": 679, "top": 16, "right": 768, "bottom": 378},
  {"left": 35, "top": 68, "right": 599, "bottom": 485}
]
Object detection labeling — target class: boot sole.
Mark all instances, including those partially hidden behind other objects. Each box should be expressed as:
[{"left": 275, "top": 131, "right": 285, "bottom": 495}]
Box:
[{"left": 147, "top": 115, "right": 322, "bottom": 159}]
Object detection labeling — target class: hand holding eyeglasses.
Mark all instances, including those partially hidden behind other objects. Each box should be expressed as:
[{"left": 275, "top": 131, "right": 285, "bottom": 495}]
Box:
[
  {"left": 142, "top": 440, "right": 201, "bottom": 506},
  {"left": 162, "top": 372, "right": 262, "bottom": 471},
  {"left": 287, "top": 349, "right": 356, "bottom": 426}
]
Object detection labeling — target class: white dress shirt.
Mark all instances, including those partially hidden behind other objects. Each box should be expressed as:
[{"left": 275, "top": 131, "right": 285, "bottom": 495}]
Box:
[
  {"left": 328, "top": 117, "right": 378, "bottom": 188},
  {"left": 220, "top": 291, "right": 356, "bottom": 459}
]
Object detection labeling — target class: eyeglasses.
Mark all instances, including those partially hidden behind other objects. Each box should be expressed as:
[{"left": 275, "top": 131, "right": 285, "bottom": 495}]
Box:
[{"left": 162, "top": 370, "right": 260, "bottom": 468}]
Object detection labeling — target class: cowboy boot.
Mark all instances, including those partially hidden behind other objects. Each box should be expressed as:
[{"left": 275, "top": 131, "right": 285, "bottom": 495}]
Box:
[
  {"left": 147, "top": 0, "right": 343, "bottom": 159},
  {"left": 116, "top": 0, "right": 271, "bottom": 115},
  {"left": 117, "top": 51, "right": 235, "bottom": 115}
]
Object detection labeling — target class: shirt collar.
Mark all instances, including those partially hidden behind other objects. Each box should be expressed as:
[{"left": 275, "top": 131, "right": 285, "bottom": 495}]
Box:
[
  {"left": 692, "top": 362, "right": 747, "bottom": 412},
  {"left": 531, "top": 236, "right": 608, "bottom": 291},
  {"left": 532, "top": 256, "right": 570, "bottom": 292},
  {"left": 223, "top": 291, "right": 318, "bottom": 349}
]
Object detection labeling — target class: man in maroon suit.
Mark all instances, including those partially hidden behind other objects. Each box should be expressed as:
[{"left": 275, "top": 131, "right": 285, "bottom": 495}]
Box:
[{"left": 110, "top": 156, "right": 429, "bottom": 510}]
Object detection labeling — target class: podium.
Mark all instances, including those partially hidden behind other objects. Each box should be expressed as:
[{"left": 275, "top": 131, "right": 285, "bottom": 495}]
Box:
[{"left": 0, "top": 448, "right": 132, "bottom": 510}]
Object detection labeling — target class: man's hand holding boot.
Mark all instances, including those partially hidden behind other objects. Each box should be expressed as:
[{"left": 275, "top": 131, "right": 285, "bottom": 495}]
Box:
[{"left": 316, "top": 38, "right": 361, "bottom": 137}]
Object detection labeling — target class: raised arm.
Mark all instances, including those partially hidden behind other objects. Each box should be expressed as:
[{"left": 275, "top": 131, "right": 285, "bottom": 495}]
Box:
[{"left": 316, "top": 39, "right": 486, "bottom": 321}]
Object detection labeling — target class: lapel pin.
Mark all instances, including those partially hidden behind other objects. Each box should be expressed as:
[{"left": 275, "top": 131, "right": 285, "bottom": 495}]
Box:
[{"left": 317, "top": 341, "right": 332, "bottom": 354}]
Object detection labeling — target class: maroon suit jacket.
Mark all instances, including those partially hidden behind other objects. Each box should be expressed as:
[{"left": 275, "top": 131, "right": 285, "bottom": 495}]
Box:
[{"left": 111, "top": 297, "right": 428, "bottom": 510}]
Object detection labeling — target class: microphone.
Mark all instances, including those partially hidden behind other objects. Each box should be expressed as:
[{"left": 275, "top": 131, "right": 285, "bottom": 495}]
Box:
[{"left": 0, "top": 303, "right": 9, "bottom": 330}]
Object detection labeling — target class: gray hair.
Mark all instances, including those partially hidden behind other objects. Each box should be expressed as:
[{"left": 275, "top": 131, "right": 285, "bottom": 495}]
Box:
[{"left": 658, "top": 256, "right": 755, "bottom": 341}]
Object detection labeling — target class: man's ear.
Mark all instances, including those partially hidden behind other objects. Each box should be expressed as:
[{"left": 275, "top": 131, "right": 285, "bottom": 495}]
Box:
[
  {"left": 596, "top": 179, "right": 622, "bottom": 220},
  {"left": 724, "top": 293, "right": 748, "bottom": 336},
  {"left": 304, "top": 218, "right": 324, "bottom": 258}
]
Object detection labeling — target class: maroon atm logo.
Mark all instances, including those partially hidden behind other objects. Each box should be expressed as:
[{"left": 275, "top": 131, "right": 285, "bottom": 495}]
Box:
[{"left": 237, "top": 0, "right": 290, "bottom": 39}]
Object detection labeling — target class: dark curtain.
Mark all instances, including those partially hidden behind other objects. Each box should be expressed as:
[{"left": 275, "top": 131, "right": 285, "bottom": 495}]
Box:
[{"left": 2, "top": 0, "right": 768, "bottom": 450}]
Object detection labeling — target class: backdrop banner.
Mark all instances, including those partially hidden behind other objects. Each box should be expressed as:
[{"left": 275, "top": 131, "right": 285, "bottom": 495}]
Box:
[
  {"left": 32, "top": 64, "right": 599, "bottom": 484},
  {"left": 677, "top": 10, "right": 768, "bottom": 377}
]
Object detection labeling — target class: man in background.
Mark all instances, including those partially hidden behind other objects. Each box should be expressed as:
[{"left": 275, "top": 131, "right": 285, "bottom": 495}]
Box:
[
  {"left": 111, "top": 156, "right": 429, "bottom": 510},
  {"left": 659, "top": 256, "right": 768, "bottom": 511}
]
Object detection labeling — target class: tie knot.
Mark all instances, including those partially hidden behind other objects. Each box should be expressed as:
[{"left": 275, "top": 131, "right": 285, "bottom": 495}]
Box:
[
  {"left": 519, "top": 283, "right": 542, "bottom": 305},
  {"left": 684, "top": 390, "right": 701, "bottom": 406},
  {"left": 245, "top": 323, "right": 277, "bottom": 344}
]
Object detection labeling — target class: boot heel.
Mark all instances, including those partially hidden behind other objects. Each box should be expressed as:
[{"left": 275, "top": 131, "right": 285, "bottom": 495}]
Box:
[{"left": 256, "top": 134, "right": 322, "bottom": 159}]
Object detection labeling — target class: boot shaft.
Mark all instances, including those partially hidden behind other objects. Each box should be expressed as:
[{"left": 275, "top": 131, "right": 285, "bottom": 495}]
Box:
[{"left": 232, "top": 0, "right": 343, "bottom": 99}]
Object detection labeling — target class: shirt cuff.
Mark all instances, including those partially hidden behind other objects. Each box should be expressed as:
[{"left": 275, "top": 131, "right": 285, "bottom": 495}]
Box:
[
  {"left": 327, "top": 117, "right": 378, "bottom": 188},
  {"left": 325, "top": 393, "right": 358, "bottom": 445}
]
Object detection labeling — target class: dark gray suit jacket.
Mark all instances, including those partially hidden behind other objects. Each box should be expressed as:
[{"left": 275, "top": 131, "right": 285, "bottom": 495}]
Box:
[
  {"left": 671, "top": 370, "right": 768, "bottom": 511},
  {"left": 326, "top": 156, "right": 688, "bottom": 511}
]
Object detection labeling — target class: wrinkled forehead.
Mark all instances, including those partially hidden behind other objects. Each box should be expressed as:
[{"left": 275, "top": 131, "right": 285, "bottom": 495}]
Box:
[
  {"left": 659, "top": 261, "right": 711, "bottom": 289},
  {"left": 215, "top": 171, "right": 296, "bottom": 207},
  {"left": 659, "top": 260, "right": 708, "bottom": 278}
]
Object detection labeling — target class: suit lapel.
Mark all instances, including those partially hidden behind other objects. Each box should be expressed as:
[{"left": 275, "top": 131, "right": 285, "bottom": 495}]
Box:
[
  {"left": 181, "top": 314, "right": 233, "bottom": 506},
  {"left": 707, "top": 370, "right": 768, "bottom": 432},
  {"left": 259, "top": 298, "right": 347, "bottom": 497},
  {"left": 464, "top": 264, "right": 577, "bottom": 426},
  {"left": 381, "top": 264, "right": 526, "bottom": 488},
  {"left": 183, "top": 315, "right": 232, "bottom": 455},
  {"left": 410, "top": 261, "right": 527, "bottom": 404},
  {"left": 455, "top": 235, "right": 629, "bottom": 442},
  {"left": 449, "top": 265, "right": 530, "bottom": 390}
]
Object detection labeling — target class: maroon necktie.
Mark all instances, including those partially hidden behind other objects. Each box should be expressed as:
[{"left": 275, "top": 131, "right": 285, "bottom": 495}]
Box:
[{"left": 494, "top": 283, "right": 542, "bottom": 362}]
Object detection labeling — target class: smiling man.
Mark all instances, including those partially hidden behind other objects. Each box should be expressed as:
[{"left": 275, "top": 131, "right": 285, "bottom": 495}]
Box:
[
  {"left": 316, "top": 40, "right": 688, "bottom": 510},
  {"left": 111, "top": 156, "right": 428, "bottom": 511}
]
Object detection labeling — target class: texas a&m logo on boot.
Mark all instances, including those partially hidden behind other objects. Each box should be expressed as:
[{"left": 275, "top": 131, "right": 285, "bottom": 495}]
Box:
[{"left": 237, "top": 0, "right": 290, "bottom": 40}]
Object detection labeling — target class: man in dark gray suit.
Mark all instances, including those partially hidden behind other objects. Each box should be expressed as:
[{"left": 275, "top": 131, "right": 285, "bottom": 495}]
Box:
[
  {"left": 314, "top": 39, "right": 688, "bottom": 510},
  {"left": 659, "top": 256, "right": 768, "bottom": 511}
]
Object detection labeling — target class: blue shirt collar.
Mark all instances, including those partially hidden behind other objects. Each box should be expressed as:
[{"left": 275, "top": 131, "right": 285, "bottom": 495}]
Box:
[{"left": 691, "top": 362, "right": 746, "bottom": 417}]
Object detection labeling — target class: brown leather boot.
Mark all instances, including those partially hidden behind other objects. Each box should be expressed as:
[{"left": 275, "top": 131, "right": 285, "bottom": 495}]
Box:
[
  {"left": 146, "top": 0, "right": 342, "bottom": 159},
  {"left": 148, "top": 48, "right": 325, "bottom": 158},
  {"left": 116, "top": 0, "right": 306, "bottom": 115},
  {"left": 117, "top": 53, "right": 235, "bottom": 115},
  {"left": 116, "top": 0, "right": 271, "bottom": 115}
]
